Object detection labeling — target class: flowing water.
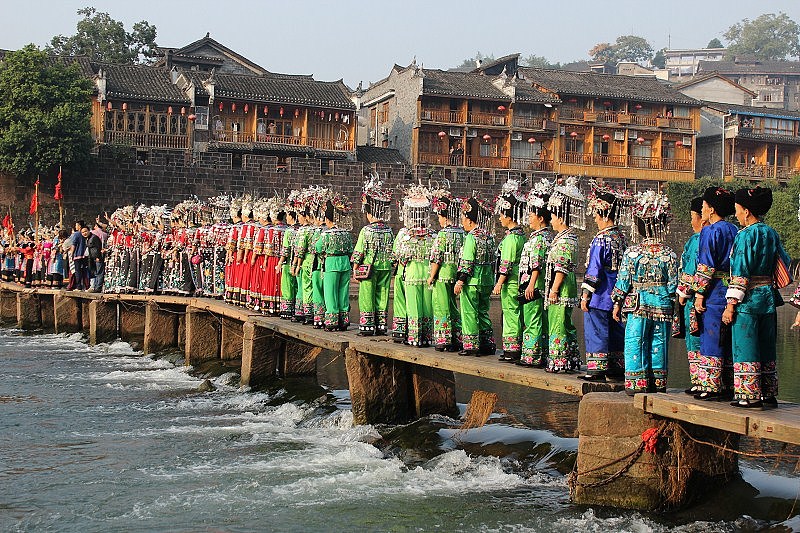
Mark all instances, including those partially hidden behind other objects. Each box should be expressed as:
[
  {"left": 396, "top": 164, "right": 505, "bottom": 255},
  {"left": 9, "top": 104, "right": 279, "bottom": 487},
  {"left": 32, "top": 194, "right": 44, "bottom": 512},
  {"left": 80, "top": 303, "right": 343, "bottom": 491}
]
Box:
[{"left": 1, "top": 310, "right": 800, "bottom": 532}]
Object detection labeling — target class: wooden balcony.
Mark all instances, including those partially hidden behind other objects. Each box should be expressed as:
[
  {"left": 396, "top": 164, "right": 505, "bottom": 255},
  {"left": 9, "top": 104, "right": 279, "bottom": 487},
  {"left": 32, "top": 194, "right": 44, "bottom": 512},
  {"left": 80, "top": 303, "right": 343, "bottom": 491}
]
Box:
[
  {"left": 511, "top": 158, "right": 554, "bottom": 172},
  {"left": 103, "top": 130, "right": 188, "bottom": 149},
  {"left": 617, "top": 113, "right": 632, "bottom": 124},
  {"left": 212, "top": 131, "right": 354, "bottom": 152},
  {"left": 419, "top": 152, "right": 462, "bottom": 166},
  {"left": 466, "top": 155, "right": 509, "bottom": 168},
  {"left": 560, "top": 106, "right": 585, "bottom": 121},
  {"left": 726, "top": 163, "right": 799, "bottom": 180},
  {"left": 592, "top": 153, "right": 627, "bottom": 167},
  {"left": 561, "top": 152, "right": 691, "bottom": 172},
  {"left": 214, "top": 130, "right": 256, "bottom": 143},
  {"left": 512, "top": 116, "right": 546, "bottom": 129},
  {"left": 629, "top": 155, "right": 661, "bottom": 169},
  {"left": 595, "top": 111, "right": 618, "bottom": 123},
  {"left": 308, "top": 136, "right": 355, "bottom": 151},
  {"left": 467, "top": 112, "right": 507, "bottom": 126},
  {"left": 419, "top": 108, "right": 464, "bottom": 123},
  {"left": 560, "top": 151, "right": 592, "bottom": 164},
  {"left": 631, "top": 114, "right": 658, "bottom": 127},
  {"left": 662, "top": 159, "right": 692, "bottom": 171}
]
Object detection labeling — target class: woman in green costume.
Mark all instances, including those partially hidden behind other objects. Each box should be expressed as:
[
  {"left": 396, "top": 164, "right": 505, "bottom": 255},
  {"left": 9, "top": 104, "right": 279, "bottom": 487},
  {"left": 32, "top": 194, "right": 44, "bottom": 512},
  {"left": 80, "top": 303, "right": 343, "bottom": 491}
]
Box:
[
  {"left": 493, "top": 179, "right": 527, "bottom": 363},
  {"left": 518, "top": 180, "right": 554, "bottom": 366},
  {"left": 278, "top": 190, "right": 301, "bottom": 319},
  {"left": 291, "top": 194, "right": 312, "bottom": 323},
  {"left": 428, "top": 190, "right": 465, "bottom": 352},
  {"left": 352, "top": 174, "right": 394, "bottom": 336},
  {"left": 316, "top": 193, "right": 354, "bottom": 332},
  {"left": 455, "top": 196, "right": 496, "bottom": 356},
  {"left": 309, "top": 189, "right": 327, "bottom": 329}
]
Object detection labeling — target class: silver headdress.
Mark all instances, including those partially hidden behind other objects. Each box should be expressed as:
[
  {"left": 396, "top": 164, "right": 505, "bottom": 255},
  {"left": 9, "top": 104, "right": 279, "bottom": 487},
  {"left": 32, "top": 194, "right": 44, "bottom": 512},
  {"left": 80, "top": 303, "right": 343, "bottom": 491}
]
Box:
[
  {"left": 362, "top": 172, "right": 392, "bottom": 221},
  {"left": 430, "top": 184, "right": 462, "bottom": 223},
  {"left": 494, "top": 178, "right": 527, "bottom": 225},
  {"left": 631, "top": 189, "right": 672, "bottom": 241},
  {"left": 587, "top": 180, "right": 633, "bottom": 228},
  {"left": 547, "top": 176, "right": 586, "bottom": 230},
  {"left": 399, "top": 183, "right": 432, "bottom": 229},
  {"left": 462, "top": 191, "right": 494, "bottom": 230},
  {"left": 208, "top": 195, "right": 231, "bottom": 223}
]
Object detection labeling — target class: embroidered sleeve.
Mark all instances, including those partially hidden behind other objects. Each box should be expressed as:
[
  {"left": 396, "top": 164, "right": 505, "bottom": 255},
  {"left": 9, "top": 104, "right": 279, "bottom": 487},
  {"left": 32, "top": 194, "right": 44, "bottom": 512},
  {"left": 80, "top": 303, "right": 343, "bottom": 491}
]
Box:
[
  {"left": 581, "top": 239, "right": 603, "bottom": 294},
  {"left": 791, "top": 285, "right": 800, "bottom": 309},
  {"left": 611, "top": 251, "right": 633, "bottom": 303},
  {"left": 725, "top": 230, "right": 751, "bottom": 303},
  {"left": 430, "top": 231, "right": 444, "bottom": 264},
  {"left": 315, "top": 232, "right": 327, "bottom": 255},
  {"left": 693, "top": 228, "right": 718, "bottom": 296},
  {"left": 226, "top": 227, "right": 238, "bottom": 252},
  {"left": 252, "top": 228, "right": 266, "bottom": 255},
  {"left": 531, "top": 235, "right": 547, "bottom": 272},
  {"left": 667, "top": 250, "right": 679, "bottom": 297},
  {"left": 498, "top": 239, "right": 511, "bottom": 276},
  {"left": 351, "top": 227, "right": 366, "bottom": 264},
  {"left": 457, "top": 233, "right": 476, "bottom": 282},
  {"left": 281, "top": 229, "right": 293, "bottom": 258}
]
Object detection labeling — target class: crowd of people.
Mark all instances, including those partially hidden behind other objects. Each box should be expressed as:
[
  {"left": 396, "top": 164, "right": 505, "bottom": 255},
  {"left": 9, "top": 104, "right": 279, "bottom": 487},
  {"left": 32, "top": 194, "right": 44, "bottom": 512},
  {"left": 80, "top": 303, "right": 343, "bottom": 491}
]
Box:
[{"left": 1, "top": 173, "right": 798, "bottom": 409}]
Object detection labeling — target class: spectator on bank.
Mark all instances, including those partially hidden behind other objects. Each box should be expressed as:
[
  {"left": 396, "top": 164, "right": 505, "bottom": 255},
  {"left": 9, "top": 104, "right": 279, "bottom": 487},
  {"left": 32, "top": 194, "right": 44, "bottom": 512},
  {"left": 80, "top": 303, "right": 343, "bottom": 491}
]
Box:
[
  {"left": 66, "top": 226, "right": 90, "bottom": 291},
  {"left": 87, "top": 227, "right": 104, "bottom": 292}
]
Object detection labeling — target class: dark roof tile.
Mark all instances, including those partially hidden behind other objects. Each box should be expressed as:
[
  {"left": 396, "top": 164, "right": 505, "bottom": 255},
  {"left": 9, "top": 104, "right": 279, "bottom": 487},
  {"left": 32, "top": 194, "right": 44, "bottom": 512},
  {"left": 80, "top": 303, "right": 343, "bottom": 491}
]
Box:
[
  {"left": 212, "top": 72, "right": 354, "bottom": 109},
  {"left": 422, "top": 69, "right": 510, "bottom": 100},
  {"left": 356, "top": 146, "right": 407, "bottom": 165},
  {"left": 703, "top": 100, "right": 800, "bottom": 120},
  {"left": 698, "top": 60, "right": 800, "bottom": 75},
  {"left": 97, "top": 63, "right": 190, "bottom": 104}
]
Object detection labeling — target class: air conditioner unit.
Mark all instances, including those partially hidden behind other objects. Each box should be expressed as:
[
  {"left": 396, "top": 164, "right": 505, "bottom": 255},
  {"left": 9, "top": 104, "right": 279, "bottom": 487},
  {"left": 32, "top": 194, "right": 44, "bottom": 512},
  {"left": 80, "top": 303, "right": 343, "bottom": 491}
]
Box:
[
  {"left": 560, "top": 126, "right": 566, "bottom": 136},
  {"left": 681, "top": 136, "right": 692, "bottom": 146},
  {"left": 511, "top": 132, "right": 522, "bottom": 141},
  {"left": 449, "top": 127, "right": 462, "bottom": 137},
  {"left": 613, "top": 131, "right": 625, "bottom": 141},
  {"left": 628, "top": 129, "right": 638, "bottom": 139},
  {"left": 466, "top": 129, "right": 477, "bottom": 138}
]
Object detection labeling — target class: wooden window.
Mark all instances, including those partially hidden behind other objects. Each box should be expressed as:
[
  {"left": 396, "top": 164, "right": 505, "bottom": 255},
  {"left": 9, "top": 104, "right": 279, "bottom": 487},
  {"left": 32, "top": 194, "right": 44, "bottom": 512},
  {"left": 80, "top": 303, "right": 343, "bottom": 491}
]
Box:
[
  {"left": 195, "top": 106, "right": 209, "bottom": 130},
  {"left": 419, "top": 132, "right": 440, "bottom": 153}
]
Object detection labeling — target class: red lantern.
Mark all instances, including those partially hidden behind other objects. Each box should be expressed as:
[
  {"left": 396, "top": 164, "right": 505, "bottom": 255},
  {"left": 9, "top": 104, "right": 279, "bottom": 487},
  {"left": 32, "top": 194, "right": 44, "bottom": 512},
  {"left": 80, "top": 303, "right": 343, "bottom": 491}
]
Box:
[
  {"left": 106, "top": 101, "right": 112, "bottom": 111},
  {"left": 637, "top": 137, "right": 645, "bottom": 144},
  {"left": 568, "top": 98, "right": 577, "bottom": 103},
  {"left": 602, "top": 134, "right": 611, "bottom": 141},
  {"left": 244, "top": 104, "right": 249, "bottom": 114},
  {"left": 527, "top": 137, "right": 536, "bottom": 144},
  {"left": 220, "top": 102, "right": 224, "bottom": 112},
  {"left": 188, "top": 114, "right": 196, "bottom": 122},
  {"left": 497, "top": 105, "right": 506, "bottom": 111},
  {"left": 482, "top": 134, "right": 492, "bottom": 141},
  {"left": 231, "top": 103, "right": 236, "bottom": 112},
  {"left": 635, "top": 104, "right": 643, "bottom": 110},
  {"left": 181, "top": 107, "right": 186, "bottom": 116},
  {"left": 570, "top": 131, "right": 578, "bottom": 138},
  {"left": 122, "top": 102, "right": 128, "bottom": 111},
  {"left": 676, "top": 141, "right": 683, "bottom": 147},
  {"left": 295, "top": 108, "right": 300, "bottom": 118},
  {"left": 168, "top": 106, "right": 173, "bottom": 115},
  {"left": 264, "top": 105, "right": 269, "bottom": 115},
  {"left": 279, "top": 107, "right": 284, "bottom": 117},
  {"left": 438, "top": 131, "right": 447, "bottom": 138},
  {"left": 603, "top": 101, "right": 612, "bottom": 107}
]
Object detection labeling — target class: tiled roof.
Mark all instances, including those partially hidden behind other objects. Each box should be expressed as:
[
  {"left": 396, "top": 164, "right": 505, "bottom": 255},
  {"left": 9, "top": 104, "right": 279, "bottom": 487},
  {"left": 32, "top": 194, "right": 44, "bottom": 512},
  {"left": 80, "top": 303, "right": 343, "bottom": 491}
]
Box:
[
  {"left": 179, "top": 70, "right": 210, "bottom": 97},
  {"left": 698, "top": 60, "right": 800, "bottom": 75},
  {"left": 514, "top": 83, "right": 561, "bottom": 104},
  {"left": 519, "top": 68, "right": 700, "bottom": 106},
  {"left": 737, "top": 131, "right": 800, "bottom": 146},
  {"left": 356, "top": 146, "right": 407, "bottom": 165},
  {"left": 470, "top": 53, "right": 520, "bottom": 73},
  {"left": 159, "top": 35, "right": 267, "bottom": 75},
  {"left": 97, "top": 63, "right": 190, "bottom": 103},
  {"left": 703, "top": 101, "right": 800, "bottom": 120},
  {"left": 422, "top": 69, "right": 511, "bottom": 100},
  {"left": 212, "top": 72, "right": 354, "bottom": 109}
]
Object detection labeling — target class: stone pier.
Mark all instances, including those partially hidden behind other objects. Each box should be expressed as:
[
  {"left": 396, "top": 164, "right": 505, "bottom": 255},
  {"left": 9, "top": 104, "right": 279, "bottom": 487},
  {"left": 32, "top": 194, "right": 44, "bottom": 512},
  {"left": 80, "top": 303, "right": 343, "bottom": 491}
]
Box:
[
  {"left": 120, "top": 302, "right": 146, "bottom": 345},
  {"left": 410, "top": 365, "right": 458, "bottom": 419},
  {"left": 220, "top": 316, "right": 243, "bottom": 361},
  {"left": 143, "top": 302, "right": 179, "bottom": 355},
  {"left": 16, "top": 292, "right": 41, "bottom": 330},
  {"left": 53, "top": 293, "right": 81, "bottom": 334},
  {"left": 0, "top": 290, "right": 17, "bottom": 325},
  {"left": 344, "top": 348, "right": 411, "bottom": 425},
  {"left": 39, "top": 294, "right": 55, "bottom": 331},
  {"left": 572, "top": 392, "right": 738, "bottom": 511},
  {"left": 282, "top": 341, "right": 320, "bottom": 376},
  {"left": 88, "top": 300, "right": 117, "bottom": 345},
  {"left": 184, "top": 306, "right": 220, "bottom": 366},
  {"left": 240, "top": 321, "right": 279, "bottom": 387}
]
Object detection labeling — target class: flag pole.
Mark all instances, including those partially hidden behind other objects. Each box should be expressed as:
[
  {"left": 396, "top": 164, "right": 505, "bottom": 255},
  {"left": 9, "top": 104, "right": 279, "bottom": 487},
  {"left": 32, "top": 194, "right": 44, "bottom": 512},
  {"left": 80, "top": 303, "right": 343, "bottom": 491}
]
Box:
[
  {"left": 58, "top": 166, "right": 63, "bottom": 230},
  {"left": 34, "top": 176, "right": 39, "bottom": 245}
]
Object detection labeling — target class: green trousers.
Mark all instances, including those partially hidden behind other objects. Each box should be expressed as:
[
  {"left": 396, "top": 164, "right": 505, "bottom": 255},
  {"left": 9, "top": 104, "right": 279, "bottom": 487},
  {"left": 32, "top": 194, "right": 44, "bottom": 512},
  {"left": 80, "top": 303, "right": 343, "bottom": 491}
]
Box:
[
  {"left": 405, "top": 282, "right": 433, "bottom": 346},
  {"left": 323, "top": 269, "right": 350, "bottom": 329},
  {"left": 280, "top": 264, "right": 297, "bottom": 318},
  {"left": 301, "top": 256, "right": 314, "bottom": 317},
  {"left": 460, "top": 284, "right": 492, "bottom": 351},
  {"left": 358, "top": 269, "right": 391, "bottom": 333},
  {"left": 312, "top": 269, "right": 324, "bottom": 326},
  {"left": 500, "top": 281, "right": 522, "bottom": 353},
  {"left": 392, "top": 269, "right": 406, "bottom": 339},
  {"left": 521, "top": 298, "right": 547, "bottom": 366},
  {"left": 432, "top": 280, "right": 460, "bottom": 348}
]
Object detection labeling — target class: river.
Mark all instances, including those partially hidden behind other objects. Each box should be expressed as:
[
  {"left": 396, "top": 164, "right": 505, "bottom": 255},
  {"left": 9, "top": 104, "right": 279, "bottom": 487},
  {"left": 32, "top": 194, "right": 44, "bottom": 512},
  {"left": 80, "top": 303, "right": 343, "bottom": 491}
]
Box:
[{"left": 1, "top": 306, "right": 799, "bottom": 531}]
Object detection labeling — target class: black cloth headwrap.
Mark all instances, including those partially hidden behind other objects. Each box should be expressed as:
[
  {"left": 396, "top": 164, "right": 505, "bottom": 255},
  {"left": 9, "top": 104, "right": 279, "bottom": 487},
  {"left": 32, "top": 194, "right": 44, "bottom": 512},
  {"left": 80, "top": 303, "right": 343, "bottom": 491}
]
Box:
[
  {"left": 464, "top": 198, "right": 480, "bottom": 223},
  {"left": 690, "top": 196, "right": 704, "bottom": 215},
  {"left": 735, "top": 186, "right": 773, "bottom": 217},
  {"left": 324, "top": 200, "right": 335, "bottom": 222},
  {"left": 702, "top": 186, "right": 735, "bottom": 218}
]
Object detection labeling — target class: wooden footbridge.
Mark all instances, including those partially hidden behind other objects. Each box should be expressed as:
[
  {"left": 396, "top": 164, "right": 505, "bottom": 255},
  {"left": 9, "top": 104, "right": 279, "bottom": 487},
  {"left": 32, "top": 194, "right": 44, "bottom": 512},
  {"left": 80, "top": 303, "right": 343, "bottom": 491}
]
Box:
[{"left": 2, "top": 281, "right": 799, "bottom": 512}]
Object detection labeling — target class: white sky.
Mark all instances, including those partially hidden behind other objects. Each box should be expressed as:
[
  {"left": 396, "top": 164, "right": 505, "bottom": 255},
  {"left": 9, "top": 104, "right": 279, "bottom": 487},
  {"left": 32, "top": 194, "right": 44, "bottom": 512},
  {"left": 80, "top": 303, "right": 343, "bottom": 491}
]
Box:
[{"left": 1, "top": 0, "right": 799, "bottom": 88}]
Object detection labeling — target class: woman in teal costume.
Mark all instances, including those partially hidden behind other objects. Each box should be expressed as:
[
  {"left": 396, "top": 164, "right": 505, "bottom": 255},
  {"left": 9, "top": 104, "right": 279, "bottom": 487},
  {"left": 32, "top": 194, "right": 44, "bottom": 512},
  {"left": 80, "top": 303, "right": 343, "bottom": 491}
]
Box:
[
  {"left": 612, "top": 190, "right": 678, "bottom": 395},
  {"left": 723, "top": 187, "right": 790, "bottom": 408}
]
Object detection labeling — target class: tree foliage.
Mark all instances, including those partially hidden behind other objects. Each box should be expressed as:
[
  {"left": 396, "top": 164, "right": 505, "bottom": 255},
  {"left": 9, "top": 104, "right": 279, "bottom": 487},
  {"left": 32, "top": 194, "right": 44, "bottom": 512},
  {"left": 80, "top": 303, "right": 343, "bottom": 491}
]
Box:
[
  {"left": 652, "top": 48, "right": 666, "bottom": 69},
  {"left": 590, "top": 35, "right": 653, "bottom": 63},
  {"left": 0, "top": 45, "right": 93, "bottom": 178},
  {"left": 451, "top": 52, "right": 495, "bottom": 72},
  {"left": 521, "top": 54, "right": 560, "bottom": 69},
  {"left": 723, "top": 12, "right": 800, "bottom": 60},
  {"left": 707, "top": 38, "right": 723, "bottom": 49},
  {"left": 48, "top": 7, "right": 158, "bottom": 64}
]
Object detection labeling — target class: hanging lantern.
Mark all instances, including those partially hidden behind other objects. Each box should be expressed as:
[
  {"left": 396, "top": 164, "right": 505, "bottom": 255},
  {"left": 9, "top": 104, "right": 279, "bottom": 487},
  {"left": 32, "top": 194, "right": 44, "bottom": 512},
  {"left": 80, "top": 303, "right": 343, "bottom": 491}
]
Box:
[
  {"left": 527, "top": 137, "right": 536, "bottom": 144},
  {"left": 220, "top": 102, "right": 224, "bottom": 112},
  {"left": 295, "top": 108, "right": 300, "bottom": 118},
  {"left": 676, "top": 141, "right": 683, "bottom": 147},
  {"left": 570, "top": 131, "right": 578, "bottom": 138},
  {"left": 568, "top": 98, "right": 577, "bottom": 103},
  {"left": 602, "top": 134, "right": 611, "bottom": 141},
  {"left": 603, "top": 101, "right": 612, "bottom": 107},
  {"left": 497, "top": 105, "right": 506, "bottom": 111},
  {"left": 188, "top": 114, "right": 196, "bottom": 122},
  {"left": 264, "top": 105, "right": 269, "bottom": 115},
  {"left": 231, "top": 103, "right": 236, "bottom": 112},
  {"left": 438, "top": 131, "right": 447, "bottom": 138},
  {"left": 637, "top": 137, "right": 645, "bottom": 144},
  {"left": 181, "top": 107, "right": 186, "bottom": 116},
  {"left": 482, "top": 134, "right": 492, "bottom": 141},
  {"left": 168, "top": 106, "right": 173, "bottom": 115},
  {"left": 635, "top": 104, "right": 643, "bottom": 110},
  {"left": 244, "top": 104, "right": 249, "bottom": 114},
  {"left": 279, "top": 106, "right": 284, "bottom": 117},
  {"left": 122, "top": 102, "right": 128, "bottom": 111},
  {"left": 106, "top": 101, "right": 112, "bottom": 111}
]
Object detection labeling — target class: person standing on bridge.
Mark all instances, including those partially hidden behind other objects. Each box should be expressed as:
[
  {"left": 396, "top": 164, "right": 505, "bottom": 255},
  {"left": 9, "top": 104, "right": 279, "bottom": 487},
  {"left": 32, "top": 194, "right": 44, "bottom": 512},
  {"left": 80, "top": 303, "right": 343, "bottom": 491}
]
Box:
[
  {"left": 544, "top": 177, "right": 584, "bottom": 372},
  {"left": 428, "top": 188, "right": 465, "bottom": 352},
  {"left": 455, "top": 195, "right": 497, "bottom": 356},
  {"left": 676, "top": 197, "right": 707, "bottom": 395},
  {"left": 352, "top": 174, "right": 394, "bottom": 336},
  {"left": 692, "top": 187, "right": 738, "bottom": 401},
  {"left": 612, "top": 190, "right": 677, "bottom": 395},
  {"left": 579, "top": 183, "right": 630, "bottom": 382},
  {"left": 316, "top": 192, "right": 353, "bottom": 332},
  {"left": 518, "top": 179, "right": 553, "bottom": 367},
  {"left": 278, "top": 191, "right": 300, "bottom": 319},
  {"left": 493, "top": 179, "right": 527, "bottom": 363},
  {"left": 292, "top": 191, "right": 314, "bottom": 324},
  {"left": 724, "top": 187, "right": 790, "bottom": 409}
]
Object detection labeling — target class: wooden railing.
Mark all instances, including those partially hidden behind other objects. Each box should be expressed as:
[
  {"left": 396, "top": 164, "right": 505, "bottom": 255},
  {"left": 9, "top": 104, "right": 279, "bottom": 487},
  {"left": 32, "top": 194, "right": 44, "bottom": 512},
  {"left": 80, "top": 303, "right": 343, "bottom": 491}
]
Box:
[
  {"left": 467, "top": 112, "right": 507, "bottom": 126},
  {"left": 211, "top": 132, "right": 353, "bottom": 151},
  {"left": 662, "top": 159, "right": 692, "bottom": 171},
  {"left": 628, "top": 155, "right": 661, "bottom": 169},
  {"left": 253, "top": 133, "right": 304, "bottom": 145},
  {"left": 512, "top": 116, "right": 545, "bottom": 129},
  {"left": 560, "top": 151, "right": 592, "bottom": 164},
  {"left": 631, "top": 114, "right": 658, "bottom": 127},
  {"left": 419, "top": 152, "right": 462, "bottom": 166},
  {"left": 595, "top": 111, "right": 618, "bottom": 123},
  {"left": 466, "top": 155, "right": 509, "bottom": 168},
  {"left": 104, "top": 130, "right": 188, "bottom": 149},
  {"left": 308, "top": 137, "right": 354, "bottom": 151},
  {"left": 419, "top": 108, "right": 464, "bottom": 123},
  {"left": 559, "top": 152, "right": 692, "bottom": 172},
  {"left": 559, "top": 106, "right": 584, "bottom": 120},
  {"left": 592, "top": 154, "right": 627, "bottom": 167},
  {"left": 668, "top": 117, "right": 693, "bottom": 130},
  {"left": 213, "top": 130, "right": 255, "bottom": 143},
  {"left": 510, "top": 158, "right": 554, "bottom": 171},
  {"left": 726, "top": 163, "right": 800, "bottom": 180}
]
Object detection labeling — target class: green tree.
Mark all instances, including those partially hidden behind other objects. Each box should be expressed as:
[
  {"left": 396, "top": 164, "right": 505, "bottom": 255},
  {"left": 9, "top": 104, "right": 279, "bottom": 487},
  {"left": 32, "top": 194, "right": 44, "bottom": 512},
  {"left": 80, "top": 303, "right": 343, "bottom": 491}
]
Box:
[
  {"left": 48, "top": 7, "right": 158, "bottom": 64},
  {"left": 652, "top": 48, "right": 666, "bottom": 69},
  {"left": 723, "top": 12, "right": 800, "bottom": 60},
  {"left": 707, "top": 38, "right": 723, "bottom": 49},
  {"left": 0, "top": 45, "right": 93, "bottom": 177},
  {"left": 765, "top": 176, "right": 800, "bottom": 258},
  {"left": 589, "top": 35, "right": 653, "bottom": 63},
  {"left": 588, "top": 42, "right": 614, "bottom": 62},
  {"left": 452, "top": 52, "right": 495, "bottom": 72},
  {"left": 521, "top": 54, "right": 559, "bottom": 69}
]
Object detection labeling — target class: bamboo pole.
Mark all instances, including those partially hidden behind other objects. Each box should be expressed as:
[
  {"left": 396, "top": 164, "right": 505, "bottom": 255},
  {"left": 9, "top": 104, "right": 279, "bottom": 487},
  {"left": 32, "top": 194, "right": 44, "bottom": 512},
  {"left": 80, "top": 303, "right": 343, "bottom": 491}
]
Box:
[
  {"left": 34, "top": 177, "right": 39, "bottom": 245},
  {"left": 58, "top": 165, "right": 63, "bottom": 230}
]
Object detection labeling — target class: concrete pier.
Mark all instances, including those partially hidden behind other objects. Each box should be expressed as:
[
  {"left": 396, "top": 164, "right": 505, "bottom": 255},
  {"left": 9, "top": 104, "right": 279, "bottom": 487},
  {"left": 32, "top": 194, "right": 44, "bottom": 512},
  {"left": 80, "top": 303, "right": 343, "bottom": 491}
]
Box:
[
  {"left": 143, "top": 302, "right": 179, "bottom": 355},
  {"left": 220, "top": 316, "right": 243, "bottom": 361},
  {"left": 0, "top": 290, "right": 17, "bottom": 325},
  {"left": 39, "top": 293, "right": 55, "bottom": 331},
  {"left": 88, "top": 300, "right": 117, "bottom": 345},
  {"left": 240, "top": 321, "right": 278, "bottom": 387},
  {"left": 53, "top": 293, "right": 81, "bottom": 334},
  {"left": 17, "top": 292, "right": 41, "bottom": 330},
  {"left": 120, "top": 302, "right": 146, "bottom": 344},
  {"left": 345, "top": 348, "right": 411, "bottom": 425},
  {"left": 184, "top": 306, "right": 220, "bottom": 366}
]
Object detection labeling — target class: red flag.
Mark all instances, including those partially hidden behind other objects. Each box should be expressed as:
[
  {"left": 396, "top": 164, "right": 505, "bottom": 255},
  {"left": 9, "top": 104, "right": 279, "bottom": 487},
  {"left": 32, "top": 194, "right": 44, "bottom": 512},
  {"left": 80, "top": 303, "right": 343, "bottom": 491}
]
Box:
[
  {"left": 1, "top": 215, "right": 9, "bottom": 229},
  {"left": 29, "top": 179, "right": 39, "bottom": 215},
  {"left": 54, "top": 168, "right": 63, "bottom": 200}
]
